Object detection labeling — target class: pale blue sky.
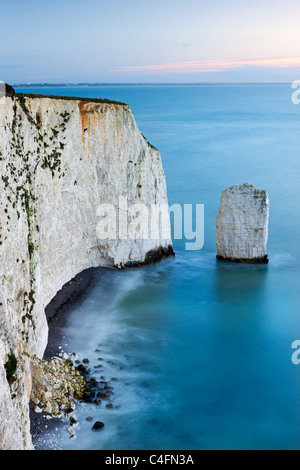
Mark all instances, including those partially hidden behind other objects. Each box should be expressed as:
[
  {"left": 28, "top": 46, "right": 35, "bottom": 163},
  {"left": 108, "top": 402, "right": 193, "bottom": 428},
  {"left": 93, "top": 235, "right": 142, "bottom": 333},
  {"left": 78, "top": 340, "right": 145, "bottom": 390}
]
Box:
[{"left": 1, "top": 0, "right": 299, "bottom": 83}]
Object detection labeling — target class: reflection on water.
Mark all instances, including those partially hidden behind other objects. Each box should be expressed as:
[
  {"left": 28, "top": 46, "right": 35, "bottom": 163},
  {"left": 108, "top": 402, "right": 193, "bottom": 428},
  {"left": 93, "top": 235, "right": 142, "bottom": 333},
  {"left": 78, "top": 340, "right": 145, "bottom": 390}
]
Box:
[{"left": 214, "top": 262, "right": 268, "bottom": 303}]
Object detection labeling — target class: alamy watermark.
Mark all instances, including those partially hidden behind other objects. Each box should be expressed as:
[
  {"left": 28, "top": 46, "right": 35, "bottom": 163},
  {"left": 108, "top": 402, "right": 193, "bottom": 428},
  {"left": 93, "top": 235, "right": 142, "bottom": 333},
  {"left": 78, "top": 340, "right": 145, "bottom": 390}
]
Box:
[
  {"left": 291, "top": 341, "right": 300, "bottom": 365},
  {"left": 290, "top": 82, "right": 299, "bottom": 364},
  {"left": 3, "top": 80, "right": 298, "bottom": 249},
  {"left": 96, "top": 196, "right": 204, "bottom": 251},
  {"left": 0, "top": 78, "right": 204, "bottom": 250},
  {"left": 291, "top": 80, "right": 300, "bottom": 105}
]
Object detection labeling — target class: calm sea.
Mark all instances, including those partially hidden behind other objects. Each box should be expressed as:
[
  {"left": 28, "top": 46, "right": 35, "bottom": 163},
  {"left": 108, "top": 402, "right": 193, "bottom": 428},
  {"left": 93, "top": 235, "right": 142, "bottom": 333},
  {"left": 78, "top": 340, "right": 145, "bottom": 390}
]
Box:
[{"left": 17, "top": 84, "right": 300, "bottom": 450}]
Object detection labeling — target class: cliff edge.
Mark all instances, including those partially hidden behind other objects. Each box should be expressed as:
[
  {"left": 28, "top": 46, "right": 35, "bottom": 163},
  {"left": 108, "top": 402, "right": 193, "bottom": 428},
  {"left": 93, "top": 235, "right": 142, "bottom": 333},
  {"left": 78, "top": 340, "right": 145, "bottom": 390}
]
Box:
[{"left": 0, "top": 90, "right": 173, "bottom": 449}]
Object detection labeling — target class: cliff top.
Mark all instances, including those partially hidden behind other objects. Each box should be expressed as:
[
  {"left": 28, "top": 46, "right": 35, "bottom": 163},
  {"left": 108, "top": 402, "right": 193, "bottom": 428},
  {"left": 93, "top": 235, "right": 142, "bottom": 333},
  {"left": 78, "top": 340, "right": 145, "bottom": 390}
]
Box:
[
  {"left": 16, "top": 92, "right": 128, "bottom": 107},
  {"left": 226, "top": 183, "right": 267, "bottom": 195}
]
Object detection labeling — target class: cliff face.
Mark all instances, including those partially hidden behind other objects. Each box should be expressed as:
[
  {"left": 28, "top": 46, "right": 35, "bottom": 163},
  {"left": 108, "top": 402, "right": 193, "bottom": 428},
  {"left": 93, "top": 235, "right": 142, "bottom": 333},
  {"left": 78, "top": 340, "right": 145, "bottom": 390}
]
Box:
[
  {"left": 0, "top": 94, "right": 173, "bottom": 449},
  {"left": 216, "top": 184, "right": 269, "bottom": 264}
]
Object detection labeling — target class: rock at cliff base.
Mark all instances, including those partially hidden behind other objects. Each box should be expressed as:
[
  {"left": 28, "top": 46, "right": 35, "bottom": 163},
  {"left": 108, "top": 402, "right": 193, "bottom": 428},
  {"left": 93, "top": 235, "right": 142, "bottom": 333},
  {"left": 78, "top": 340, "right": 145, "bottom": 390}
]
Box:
[{"left": 216, "top": 183, "right": 269, "bottom": 264}]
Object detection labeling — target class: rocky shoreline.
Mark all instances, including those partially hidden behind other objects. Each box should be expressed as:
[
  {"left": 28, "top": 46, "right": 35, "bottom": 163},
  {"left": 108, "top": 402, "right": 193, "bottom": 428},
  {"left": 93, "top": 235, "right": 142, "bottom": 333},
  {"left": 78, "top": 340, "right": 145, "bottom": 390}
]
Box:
[
  {"left": 30, "top": 268, "right": 99, "bottom": 442},
  {"left": 29, "top": 267, "right": 124, "bottom": 445}
]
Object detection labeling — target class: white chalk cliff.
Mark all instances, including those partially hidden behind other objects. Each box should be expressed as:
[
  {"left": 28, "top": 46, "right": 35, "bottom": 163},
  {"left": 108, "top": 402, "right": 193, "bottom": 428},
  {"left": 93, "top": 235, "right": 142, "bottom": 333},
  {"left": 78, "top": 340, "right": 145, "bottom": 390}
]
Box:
[
  {"left": 0, "top": 93, "right": 173, "bottom": 449},
  {"left": 216, "top": 184, "right": 269, "bottom": 264}
]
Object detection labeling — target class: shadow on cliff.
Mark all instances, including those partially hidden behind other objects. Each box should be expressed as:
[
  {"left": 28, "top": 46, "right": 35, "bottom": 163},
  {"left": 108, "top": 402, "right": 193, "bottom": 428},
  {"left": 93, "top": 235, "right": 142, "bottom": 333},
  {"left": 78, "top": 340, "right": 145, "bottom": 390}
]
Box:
[{"left": 44, "top": 267, "right": 104, "bottom": 360}]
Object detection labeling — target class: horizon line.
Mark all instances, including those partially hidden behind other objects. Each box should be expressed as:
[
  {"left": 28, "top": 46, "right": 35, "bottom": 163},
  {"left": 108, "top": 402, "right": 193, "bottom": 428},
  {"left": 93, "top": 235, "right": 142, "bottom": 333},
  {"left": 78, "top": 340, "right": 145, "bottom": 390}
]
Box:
[{"left": 12, "top": 82, "right": 293, "bottom": 87}]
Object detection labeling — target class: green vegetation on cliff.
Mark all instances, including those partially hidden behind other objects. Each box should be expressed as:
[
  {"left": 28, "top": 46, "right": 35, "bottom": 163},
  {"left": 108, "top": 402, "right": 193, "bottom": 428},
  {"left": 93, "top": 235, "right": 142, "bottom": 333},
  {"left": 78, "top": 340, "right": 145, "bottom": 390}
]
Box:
[{"left": 16, "top": 93, "right": 128, "bottom": 107}]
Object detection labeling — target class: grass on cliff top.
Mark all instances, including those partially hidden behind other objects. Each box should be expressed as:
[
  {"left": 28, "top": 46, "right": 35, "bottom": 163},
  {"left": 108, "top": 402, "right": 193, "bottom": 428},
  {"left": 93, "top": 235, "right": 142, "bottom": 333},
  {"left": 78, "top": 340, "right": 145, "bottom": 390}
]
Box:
[{"left": 16, "top": 92, "right": 128, "bottom": 107}]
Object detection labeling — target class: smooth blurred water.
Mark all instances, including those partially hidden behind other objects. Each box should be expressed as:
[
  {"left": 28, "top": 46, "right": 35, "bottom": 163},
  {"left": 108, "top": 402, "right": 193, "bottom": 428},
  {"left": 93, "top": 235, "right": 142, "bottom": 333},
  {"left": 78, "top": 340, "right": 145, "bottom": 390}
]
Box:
[{"left": 20, "top": 85, "right": 300, "bottom": 450}]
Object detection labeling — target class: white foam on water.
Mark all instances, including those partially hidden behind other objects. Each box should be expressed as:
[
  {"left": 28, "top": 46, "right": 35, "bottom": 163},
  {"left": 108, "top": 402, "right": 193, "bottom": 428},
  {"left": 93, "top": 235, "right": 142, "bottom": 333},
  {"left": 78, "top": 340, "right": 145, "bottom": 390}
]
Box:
[{"left": 33, "top": 267, "right": 171, "bottom": 450}]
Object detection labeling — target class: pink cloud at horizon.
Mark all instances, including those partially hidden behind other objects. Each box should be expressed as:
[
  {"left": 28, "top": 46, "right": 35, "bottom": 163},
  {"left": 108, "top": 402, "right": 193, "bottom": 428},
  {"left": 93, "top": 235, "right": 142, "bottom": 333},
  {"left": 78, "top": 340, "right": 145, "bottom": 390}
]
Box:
[{"left": 116, "top": 57, "right": 300, "bottom": 74}]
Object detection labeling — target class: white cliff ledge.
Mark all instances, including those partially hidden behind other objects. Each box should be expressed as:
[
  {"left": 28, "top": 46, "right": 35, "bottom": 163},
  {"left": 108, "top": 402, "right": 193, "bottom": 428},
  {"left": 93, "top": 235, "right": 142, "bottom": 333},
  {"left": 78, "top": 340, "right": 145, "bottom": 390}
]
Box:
[
  {"left": 0, "top": 92, "right": 173, "bottom": 449},
  {"left": 216, "top": 183, "right": 269, "bottom": 264}
]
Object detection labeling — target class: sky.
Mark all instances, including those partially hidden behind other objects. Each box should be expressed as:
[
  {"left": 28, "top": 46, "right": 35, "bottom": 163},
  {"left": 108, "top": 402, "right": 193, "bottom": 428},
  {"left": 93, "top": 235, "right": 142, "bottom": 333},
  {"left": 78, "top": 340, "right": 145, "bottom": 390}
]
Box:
[{"left": 0, "top": 0, "right": 300, "bottom": 83}]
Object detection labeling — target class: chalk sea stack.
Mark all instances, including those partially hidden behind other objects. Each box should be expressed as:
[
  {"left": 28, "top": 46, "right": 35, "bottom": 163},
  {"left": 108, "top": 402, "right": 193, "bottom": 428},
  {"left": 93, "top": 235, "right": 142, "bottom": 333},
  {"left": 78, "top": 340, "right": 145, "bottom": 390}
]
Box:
[{"left": 216, "top": 184, "right": 269, "bottom": 264}]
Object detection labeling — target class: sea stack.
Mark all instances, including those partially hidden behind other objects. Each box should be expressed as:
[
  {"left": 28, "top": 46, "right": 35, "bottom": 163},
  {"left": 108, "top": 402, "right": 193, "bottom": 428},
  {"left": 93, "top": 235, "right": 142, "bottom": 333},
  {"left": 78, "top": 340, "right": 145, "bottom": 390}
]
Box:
[{"left": 216, "top": 184, "right": 269, "bottom": 264}]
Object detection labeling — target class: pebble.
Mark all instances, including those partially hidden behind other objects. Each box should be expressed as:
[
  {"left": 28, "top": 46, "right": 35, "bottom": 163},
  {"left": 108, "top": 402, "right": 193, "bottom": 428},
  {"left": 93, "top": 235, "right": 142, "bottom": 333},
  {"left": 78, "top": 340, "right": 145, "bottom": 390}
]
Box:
[
  {"left": 97, "top": 391, "right": 108, "bottom": 400},
  {"left": 69, "top": 416, "right": 78, "bottom": 427},
  {"left": 92, "top": 421, "right": 105, "bottom": 431}
]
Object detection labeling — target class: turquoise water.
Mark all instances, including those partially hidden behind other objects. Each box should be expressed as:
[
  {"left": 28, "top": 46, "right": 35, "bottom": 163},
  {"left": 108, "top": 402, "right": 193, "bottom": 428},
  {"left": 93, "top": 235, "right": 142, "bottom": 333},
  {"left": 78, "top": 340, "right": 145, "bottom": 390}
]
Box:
[{"left": 20, "top": 85, "right": 300, "bottom": 450}]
